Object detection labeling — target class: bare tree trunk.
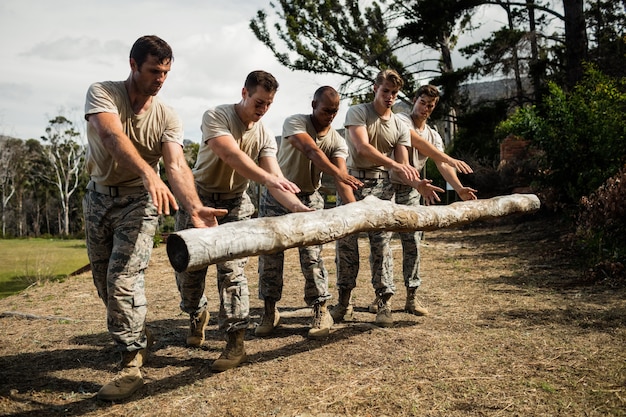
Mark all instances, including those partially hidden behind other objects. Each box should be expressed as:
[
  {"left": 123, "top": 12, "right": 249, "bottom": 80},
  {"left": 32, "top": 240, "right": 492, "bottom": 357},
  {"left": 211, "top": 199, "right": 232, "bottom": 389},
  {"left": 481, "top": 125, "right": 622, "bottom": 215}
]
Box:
[
  {"left": 45, "top": 199, "right": 50, "bottom": 235},
  {"left": 17, "top": 190, "right": 23, "bottom": 237},
  {"left": 504, "top": 1, "right": 524, "bottom": 104},
  {"left": 167, "top": 193, "right": 540, "bottom": 273},
  {"left": 563, "top": 0, "right": 587, "bottom": 89},
  {"left": 32, "top": 200, "right": 41, "bottom": 236},
  {"left": 526, "top": 0, "right": 541, "bottom": 103}
]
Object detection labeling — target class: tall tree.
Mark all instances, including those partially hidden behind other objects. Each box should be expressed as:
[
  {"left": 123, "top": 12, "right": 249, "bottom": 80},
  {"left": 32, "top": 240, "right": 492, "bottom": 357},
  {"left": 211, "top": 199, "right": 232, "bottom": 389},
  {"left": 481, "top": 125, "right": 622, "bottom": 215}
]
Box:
[
  {"left": 563, "top": 0, "right": 587, "bottom": 89},
  {"left": 586, "top": 0, "right": 626, "bottom": 78},
  {"left": 394, "top": 0, "right": 480, "bottom": 104},
  {"left": 21, "top": 139, "right": 50, "bottom": 237},
  {"left": 39, "top": 116, "right": 85, "bottom": 236},
  {"left": 0, "top": 138, "right": 23, "bottom": 237},
  {"left": 250, "top": 0, "right": 418, "bottom": 102}
]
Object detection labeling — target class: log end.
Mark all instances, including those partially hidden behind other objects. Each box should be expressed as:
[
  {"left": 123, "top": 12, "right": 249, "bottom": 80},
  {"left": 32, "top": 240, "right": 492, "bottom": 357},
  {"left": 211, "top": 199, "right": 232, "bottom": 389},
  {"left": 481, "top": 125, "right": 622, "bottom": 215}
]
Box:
[{"left": 166, "top": 233, "right": 190, "bottom": 273}]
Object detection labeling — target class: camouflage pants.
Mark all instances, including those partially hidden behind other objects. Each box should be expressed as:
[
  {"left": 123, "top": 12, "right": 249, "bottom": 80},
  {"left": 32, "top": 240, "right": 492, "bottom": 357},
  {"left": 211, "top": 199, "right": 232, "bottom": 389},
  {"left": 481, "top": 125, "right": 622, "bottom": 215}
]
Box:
[
  {"left": 83, "top": 190, "right": 157, "bottom": 352},
  {"left": 393, "top": 183, "right": 423, "bottom": 289},
  {"left": 175, "top": 192, "right": 255, "bottom": 332},
  {"left": 335, "top": 178, "right": 396, "bottom": 296},
  {"left": 257, "top": 189, "right": 331, "bottom": 306}
]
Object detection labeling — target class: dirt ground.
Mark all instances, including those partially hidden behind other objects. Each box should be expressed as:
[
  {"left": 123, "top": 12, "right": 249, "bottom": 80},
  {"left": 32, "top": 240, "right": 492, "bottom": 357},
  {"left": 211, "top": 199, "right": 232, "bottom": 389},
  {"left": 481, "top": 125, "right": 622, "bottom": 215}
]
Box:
[{"left": 0, "top": 213, "right": 624, "bottom": 417}]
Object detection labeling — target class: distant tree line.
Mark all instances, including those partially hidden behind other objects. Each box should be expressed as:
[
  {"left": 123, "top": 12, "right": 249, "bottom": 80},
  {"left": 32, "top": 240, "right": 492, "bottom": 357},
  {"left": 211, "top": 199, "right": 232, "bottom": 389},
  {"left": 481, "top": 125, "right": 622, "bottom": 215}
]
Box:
[
  {"left": 0, "top": 115, "right": 201, "bottom": 239},
  {"left": 1, "top": 116, "right": 86, "bottom": 238}
]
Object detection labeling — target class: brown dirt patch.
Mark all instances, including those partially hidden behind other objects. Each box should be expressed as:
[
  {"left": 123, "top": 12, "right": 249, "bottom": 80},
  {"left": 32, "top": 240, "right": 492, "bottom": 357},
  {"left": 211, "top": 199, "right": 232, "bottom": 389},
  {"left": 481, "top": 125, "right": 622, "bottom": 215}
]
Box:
[{"left": 1, "top": 214, "right": 625, "bottom": 416}]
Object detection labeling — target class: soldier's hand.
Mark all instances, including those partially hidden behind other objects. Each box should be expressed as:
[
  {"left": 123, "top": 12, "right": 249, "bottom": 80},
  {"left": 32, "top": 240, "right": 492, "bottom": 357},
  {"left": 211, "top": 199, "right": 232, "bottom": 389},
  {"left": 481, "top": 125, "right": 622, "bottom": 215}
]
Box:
[
  {"left": 416, "top": 180, "right": 444, "bottom": 205},
  {"left": 337, "top": 173, "right": 363, "bottom": 191},
  {"left": 457, "top": 187, "right": 478, "bottom": 201},
  {"left": 446, "top": 157, "right": 473, "bottom": 175},
  {"left": 266, "top": 176, "right": 301, "bottom": 194},
  {"left": 191, "top": 207, "right": 228, "bottom": 228},
  {"left": 143, "top": 173, "right": 178, "bottom": 215}
]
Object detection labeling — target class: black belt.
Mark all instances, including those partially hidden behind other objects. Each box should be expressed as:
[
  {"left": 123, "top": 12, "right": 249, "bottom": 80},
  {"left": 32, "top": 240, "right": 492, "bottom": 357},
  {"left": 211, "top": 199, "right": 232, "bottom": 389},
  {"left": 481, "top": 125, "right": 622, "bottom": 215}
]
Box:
[
  {"left": 87, "top": 181, "right": 145, "bottom": 197},
  {"left": 348, "top": 169, "right": 389, "bottom": 179},
  {"left": 205, "top": 192, "right": 243, "bottom": 200}
]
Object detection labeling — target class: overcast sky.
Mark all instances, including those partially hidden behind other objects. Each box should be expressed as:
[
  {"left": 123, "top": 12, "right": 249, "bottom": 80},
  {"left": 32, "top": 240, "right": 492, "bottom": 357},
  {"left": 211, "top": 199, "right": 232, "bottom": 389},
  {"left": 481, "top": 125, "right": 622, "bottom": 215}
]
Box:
[
  {"left": 0, "top": 0, "right": 349, "bottom": 142},
  {"left": 0, "top": 1, "right": 515, "bottom": 144}
]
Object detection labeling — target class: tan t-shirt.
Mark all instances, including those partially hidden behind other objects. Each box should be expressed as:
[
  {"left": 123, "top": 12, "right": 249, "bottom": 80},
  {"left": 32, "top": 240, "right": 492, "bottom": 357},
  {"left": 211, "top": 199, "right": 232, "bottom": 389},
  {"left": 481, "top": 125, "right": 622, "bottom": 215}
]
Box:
[
  {"left": 396, "top": 112, "right": 445, "bottom": 171},
  {"left": 84, "top": 81, "right": 184, "bottom": 187},
  {"left": 193, "top": 104, "right": 277, "bottom": 195},
  {"left": 344, "top": 102, "right": 411, "bottom": 173},
  {"left": 278, "top": 114, "right": 349, "bottom": 193}
]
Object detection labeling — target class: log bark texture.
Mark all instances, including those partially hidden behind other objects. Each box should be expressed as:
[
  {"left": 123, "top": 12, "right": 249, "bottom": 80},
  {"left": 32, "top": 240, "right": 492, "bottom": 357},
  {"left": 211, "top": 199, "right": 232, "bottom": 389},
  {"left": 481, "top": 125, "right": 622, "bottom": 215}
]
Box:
[{"left": 167, "top": 193, "right": 540, "bottom": 272}]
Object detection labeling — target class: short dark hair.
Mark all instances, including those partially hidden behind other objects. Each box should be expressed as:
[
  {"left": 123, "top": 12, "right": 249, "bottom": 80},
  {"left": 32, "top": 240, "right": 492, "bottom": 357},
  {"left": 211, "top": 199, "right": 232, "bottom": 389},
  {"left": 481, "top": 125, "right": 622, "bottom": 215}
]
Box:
[
  {"left": 415, "top": 84, "right": 440, "bottom": 100},
  {"left": 313, "top": 86, "right": 339, "bottom": 102},
  {"left": 130, "top": 35, "right": 173, "bottom": 68},
  {"left": 244, "top": 70, "right": 279, "bottom": 95}
]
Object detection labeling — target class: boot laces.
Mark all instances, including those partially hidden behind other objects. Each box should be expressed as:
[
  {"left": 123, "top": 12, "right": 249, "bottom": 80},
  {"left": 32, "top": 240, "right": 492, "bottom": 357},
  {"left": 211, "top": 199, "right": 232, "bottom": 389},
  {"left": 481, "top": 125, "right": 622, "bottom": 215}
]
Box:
[
  {"left": 312, "top": 304, "right": 323, "bottom": 328},
  {"left": 190, "top": 313, "right": 203, "bottom": 330}
]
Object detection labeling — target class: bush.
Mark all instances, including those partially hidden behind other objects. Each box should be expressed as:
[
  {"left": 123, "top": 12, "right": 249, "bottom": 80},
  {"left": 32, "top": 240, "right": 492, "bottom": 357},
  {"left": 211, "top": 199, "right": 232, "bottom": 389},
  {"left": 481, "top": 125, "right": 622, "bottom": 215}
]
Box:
[
  {"left": 496, "top": 65, "right": 626, "bottom": 207},
  {"left": 577, "top": 165, "right": 626, "bottom": 286}
]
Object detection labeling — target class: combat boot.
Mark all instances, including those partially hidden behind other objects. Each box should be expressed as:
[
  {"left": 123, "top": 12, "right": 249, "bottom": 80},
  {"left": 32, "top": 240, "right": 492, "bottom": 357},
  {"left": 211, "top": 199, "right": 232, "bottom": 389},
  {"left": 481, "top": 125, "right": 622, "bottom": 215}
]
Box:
[
  {"left": 375, "top": 293, "right": 394, "bottom": 327},
  {"left": 187, "top": 309, "right": 210, "bottom": 347},
  {"left": 308, "top": 300, "right": 334, "bottom": 339},
  {"left": 97, "top": 350, "right": 143, "bottom": 401},
  {"left": 405, "top": 287, "right": 429, "bottom": 316},
  {"left": 329, "top": 288, "right": 354, "bottom": 322},
  {"left": 368, "top": 294, "right": 381, "bottom": 313},
  {"left": 211, "top": 329, "right": 247, "bottom": 372},
  {"left": 255, "top": 298, "right": 280, "bottom": 336},
  {"left": 136, "top": 327, "right": 154, "bottom": 367}
]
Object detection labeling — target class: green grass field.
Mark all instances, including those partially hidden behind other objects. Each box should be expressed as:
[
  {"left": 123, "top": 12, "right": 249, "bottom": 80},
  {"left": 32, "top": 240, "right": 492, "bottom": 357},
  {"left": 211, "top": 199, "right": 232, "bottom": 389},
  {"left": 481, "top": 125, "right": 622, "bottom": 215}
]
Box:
[{"left": 0, "top": 239, "right": 89, "bottom": 299}]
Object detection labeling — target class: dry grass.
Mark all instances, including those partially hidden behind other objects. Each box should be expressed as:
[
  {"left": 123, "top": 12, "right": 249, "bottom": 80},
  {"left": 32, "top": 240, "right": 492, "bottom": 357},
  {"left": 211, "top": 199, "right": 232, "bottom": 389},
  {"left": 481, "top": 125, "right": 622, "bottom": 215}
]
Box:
[{"left": 0, "top": 214, "right": 625, "bottom": 417}]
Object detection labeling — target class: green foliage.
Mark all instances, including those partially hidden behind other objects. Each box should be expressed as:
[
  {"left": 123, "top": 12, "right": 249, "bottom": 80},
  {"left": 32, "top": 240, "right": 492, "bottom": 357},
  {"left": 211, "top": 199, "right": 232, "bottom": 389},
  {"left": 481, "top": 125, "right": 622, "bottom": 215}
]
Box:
[
  {"left": 155, "top": 213, "right": 177, "bottom": 248},
  {"left": 183, "top": 141, "right": 200, "bottom": 169},
  {"left": 494, "top": 105, "right": 546, "bottom": 142},
  {"left": 496, "top": 65, "right": 626, "bottom": 205},
  {"left": 496, "top": 66, "right": 626, "bottom": 283},
  {"left": 159, "top": 215, "right": 177, "bottom": 234},
  {"left": 586, "top": 0, "right": 626, "bottom": 78},
  {"left": 250, "top": 0, "right": 416, "bottom": 101},
  {"left": 153, "top": 232, "right": 163, "bottom": 248},
  {"left": 423, "top": 158, "right": 444, "bottom": 188},
  {"left": 460, "top": 27, "right": 527, "bottom": 76}
]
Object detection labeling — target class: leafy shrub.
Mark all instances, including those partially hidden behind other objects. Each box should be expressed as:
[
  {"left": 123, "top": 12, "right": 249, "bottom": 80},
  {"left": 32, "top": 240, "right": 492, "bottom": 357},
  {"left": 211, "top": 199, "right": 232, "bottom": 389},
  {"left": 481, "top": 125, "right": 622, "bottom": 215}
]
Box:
[{"left": 496, "top": 65, "right": 626, "bottom": 207}]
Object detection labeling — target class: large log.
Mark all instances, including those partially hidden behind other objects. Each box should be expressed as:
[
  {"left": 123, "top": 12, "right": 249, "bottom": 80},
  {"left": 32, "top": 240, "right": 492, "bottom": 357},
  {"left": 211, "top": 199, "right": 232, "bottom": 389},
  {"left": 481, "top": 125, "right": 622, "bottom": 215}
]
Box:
[{"left": 167, "top": 193, "right": 540, "bottom": 272}]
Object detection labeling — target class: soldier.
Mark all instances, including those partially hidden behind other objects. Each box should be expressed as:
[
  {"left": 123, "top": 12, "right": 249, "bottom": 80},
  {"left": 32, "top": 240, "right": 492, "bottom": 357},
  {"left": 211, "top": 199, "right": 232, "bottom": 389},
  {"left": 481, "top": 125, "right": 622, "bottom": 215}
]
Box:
[
  {"left": 330, "top": 69, "right": 443, "bottom": 327},
  {"left": 256, "top": 86, "right": 363, "bottom": 339},
  {"left": 175, "top": 70, "right": 311, "bottom": 372},
  {"left": 396, "top": 85, "right": 478, "bottom": 314},
  {"left": 371, "top": 84, "right": 478, "bottom": 316},
  {"left": 83, "top": 35, "right": 226, "bottom": 401}
]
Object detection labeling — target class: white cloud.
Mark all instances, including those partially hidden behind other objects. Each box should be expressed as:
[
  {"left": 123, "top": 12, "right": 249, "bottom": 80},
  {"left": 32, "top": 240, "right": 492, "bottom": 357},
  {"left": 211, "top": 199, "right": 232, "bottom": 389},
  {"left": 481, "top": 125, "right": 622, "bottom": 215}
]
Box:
[
  {"left": 0, "top": 0, "right": 512, "bottom": 141},
  {"left": 0, "top": 0, "right": 347, "bottom": 141}
]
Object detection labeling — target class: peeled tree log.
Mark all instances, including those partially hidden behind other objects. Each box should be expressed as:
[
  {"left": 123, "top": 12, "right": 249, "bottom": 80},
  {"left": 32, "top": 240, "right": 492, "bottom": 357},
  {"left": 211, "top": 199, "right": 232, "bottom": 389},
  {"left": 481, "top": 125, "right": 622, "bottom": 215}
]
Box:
[{"left": 167, "top": 193, "right": 540, "bottom": 272}]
